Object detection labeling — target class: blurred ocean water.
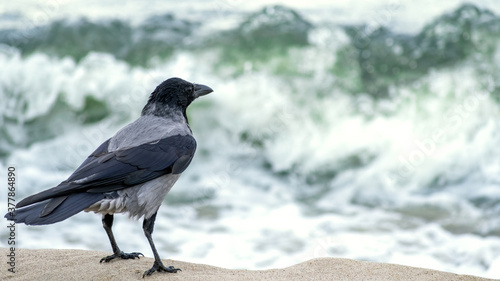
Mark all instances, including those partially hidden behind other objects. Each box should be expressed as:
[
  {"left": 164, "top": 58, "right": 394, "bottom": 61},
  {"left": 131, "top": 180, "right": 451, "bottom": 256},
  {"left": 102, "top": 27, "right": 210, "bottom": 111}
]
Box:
[{"left": 1, "top": 1, "right": 500, "bottom": 278}]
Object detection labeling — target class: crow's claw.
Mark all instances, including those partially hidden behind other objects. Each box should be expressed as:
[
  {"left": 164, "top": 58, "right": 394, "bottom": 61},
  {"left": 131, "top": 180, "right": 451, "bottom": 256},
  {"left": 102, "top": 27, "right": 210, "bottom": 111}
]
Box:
[
  {"left": 143, "top": 261, "right": 181, "bottom": 278},
  {"left": 100, "top": 251, "right": 144, "bottom": 263}
]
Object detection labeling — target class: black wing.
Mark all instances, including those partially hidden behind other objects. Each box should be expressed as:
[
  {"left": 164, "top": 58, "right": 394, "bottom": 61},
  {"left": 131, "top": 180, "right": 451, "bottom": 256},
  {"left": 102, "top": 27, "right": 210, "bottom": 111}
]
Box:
[{"left": 16, "top": 134, "right": 197, "bottom": 208}]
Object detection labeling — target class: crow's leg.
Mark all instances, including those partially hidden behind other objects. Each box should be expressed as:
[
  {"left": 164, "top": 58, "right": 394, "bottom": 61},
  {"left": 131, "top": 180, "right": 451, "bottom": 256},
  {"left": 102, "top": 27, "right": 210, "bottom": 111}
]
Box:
[
  {"left": 100, "top": 214, "right": 144, "bottom": 263},
  {"left": 142, "top": 212, "right": 181, "bottom": 277}
]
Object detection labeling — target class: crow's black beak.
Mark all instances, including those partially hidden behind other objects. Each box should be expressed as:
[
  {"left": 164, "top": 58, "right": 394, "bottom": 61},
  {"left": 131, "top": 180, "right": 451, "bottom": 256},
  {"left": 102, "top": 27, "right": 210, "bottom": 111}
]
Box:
[{"left": 193, "top": 83, "right": 213, "bottom": 99}]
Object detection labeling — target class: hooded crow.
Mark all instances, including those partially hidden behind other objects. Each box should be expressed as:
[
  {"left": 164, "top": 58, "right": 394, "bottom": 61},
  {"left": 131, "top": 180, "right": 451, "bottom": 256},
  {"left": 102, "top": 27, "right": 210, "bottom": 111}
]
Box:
[{"left": 4, "top": 77, "right": 213, "bottom": 277}]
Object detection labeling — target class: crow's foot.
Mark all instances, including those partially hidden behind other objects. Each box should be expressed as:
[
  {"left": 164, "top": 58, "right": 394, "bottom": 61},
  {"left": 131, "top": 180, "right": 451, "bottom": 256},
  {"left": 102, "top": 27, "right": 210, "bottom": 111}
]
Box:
[
  {"left": 143, "top": 260, "right": 181, "bottom": 278},
  {"left": 100, "top": 251, "right": 144, "bottom": 263}
]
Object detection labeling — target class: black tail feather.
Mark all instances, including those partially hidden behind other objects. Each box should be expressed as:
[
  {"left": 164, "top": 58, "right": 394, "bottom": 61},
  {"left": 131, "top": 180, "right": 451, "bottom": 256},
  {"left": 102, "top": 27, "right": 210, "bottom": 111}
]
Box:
[
  {"left": 4, "top": 193, "right": 105, "bottom": 225},
  {"left": 16, "top": 182, "right": 72, "bottom": 209}
]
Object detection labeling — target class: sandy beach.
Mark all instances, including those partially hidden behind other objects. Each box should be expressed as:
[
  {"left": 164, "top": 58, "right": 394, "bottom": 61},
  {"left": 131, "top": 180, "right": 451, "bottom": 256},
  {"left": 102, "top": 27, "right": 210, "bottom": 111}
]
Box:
[{"left": 1, "top": 248, "right": 495, "bottom": 281}]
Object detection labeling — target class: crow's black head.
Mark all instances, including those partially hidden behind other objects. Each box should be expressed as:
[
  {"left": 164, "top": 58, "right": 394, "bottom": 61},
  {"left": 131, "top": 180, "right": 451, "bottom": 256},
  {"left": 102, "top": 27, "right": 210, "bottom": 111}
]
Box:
[{"left": 142, "top": 77, "right": 213, "bottom": 117}]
